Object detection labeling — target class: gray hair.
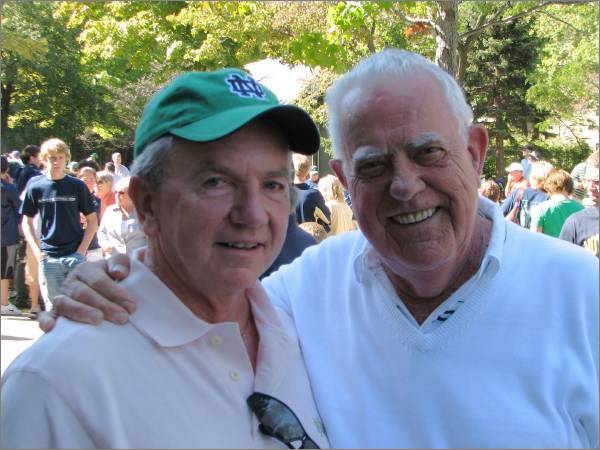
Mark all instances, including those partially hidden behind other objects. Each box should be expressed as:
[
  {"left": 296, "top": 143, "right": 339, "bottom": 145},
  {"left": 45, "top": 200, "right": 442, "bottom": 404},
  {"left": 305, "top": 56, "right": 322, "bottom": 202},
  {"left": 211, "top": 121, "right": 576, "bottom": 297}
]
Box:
[
  {"left": 131, "top": 134, "right": 298, "bottom": 209},
  {"left": 325, "top": 49, "right": 474, "bottom": 161},
  {"left": 130, "top": 135, "right": 173, "bottom": 190}
]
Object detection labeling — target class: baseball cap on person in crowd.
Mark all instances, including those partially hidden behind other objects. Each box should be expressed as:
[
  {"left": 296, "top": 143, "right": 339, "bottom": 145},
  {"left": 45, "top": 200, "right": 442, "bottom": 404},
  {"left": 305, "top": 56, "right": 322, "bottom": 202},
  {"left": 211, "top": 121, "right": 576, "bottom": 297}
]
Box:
[
  {"left": 134, "top": 69, "right": 320, "bottom": 157},
  {"left": 310, "top": 166, "right": 319, "bottom": 176},
  {"left": 506, "top": 162, "right": 524, "bottom": 173}
]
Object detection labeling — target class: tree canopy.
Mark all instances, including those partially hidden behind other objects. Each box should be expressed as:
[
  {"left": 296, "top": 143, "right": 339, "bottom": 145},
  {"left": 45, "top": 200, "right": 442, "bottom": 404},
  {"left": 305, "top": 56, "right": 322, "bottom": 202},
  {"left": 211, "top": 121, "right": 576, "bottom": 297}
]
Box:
[{"left": 1, "top": 1, "right": 597, "bottom": 173}]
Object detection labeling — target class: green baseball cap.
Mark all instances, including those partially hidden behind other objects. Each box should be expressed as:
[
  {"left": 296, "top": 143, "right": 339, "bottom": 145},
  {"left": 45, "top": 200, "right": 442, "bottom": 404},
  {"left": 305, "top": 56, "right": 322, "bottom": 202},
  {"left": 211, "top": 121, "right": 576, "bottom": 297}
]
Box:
[{"left": 134, "top": 69, "right": 320, "bottom": 157}]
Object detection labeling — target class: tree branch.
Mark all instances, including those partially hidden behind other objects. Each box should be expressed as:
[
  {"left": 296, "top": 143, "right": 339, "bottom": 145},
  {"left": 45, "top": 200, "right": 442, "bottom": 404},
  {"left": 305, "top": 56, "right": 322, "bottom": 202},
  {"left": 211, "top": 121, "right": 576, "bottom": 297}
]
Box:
[
  {"left": 538, "top": 9, "right": 590, "bottom": 34},
  {"left": 391, "top": 4, "right": 434, "bottom": 27},
  {"left": 558, "top": 117, "right": 585, "bottom": 150},
  {"left": 460, "top": 0, "right": 595, "bottom": 40}
]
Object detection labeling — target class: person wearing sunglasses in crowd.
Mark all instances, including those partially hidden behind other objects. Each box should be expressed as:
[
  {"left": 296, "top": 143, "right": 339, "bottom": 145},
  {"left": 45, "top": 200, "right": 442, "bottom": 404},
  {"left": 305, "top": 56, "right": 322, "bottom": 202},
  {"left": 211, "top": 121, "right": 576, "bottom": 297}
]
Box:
[
  {"left": 31, "top": 50, "right": 599, "bottom": 448},
  {"left": 1, "top": 70, "right": 328, "bottom": 449}
]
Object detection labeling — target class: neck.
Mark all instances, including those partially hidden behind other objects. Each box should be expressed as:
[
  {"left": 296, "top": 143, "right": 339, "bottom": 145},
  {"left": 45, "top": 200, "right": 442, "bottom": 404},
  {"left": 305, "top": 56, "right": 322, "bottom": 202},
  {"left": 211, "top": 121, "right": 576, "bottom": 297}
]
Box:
[
  {"left": 144, "top": 244, "right": 259, "bottom": 370},
  {"left": 48, "top": 171, "right": 66, "bottom": 181},
  {"left": 144, "top": 245, "right": 248, "bottom": 323},
  {"left": 384, "top": 215, "right": 493, "bottom": 324},
  {"left": 550, "top": 192, "right": 568, "bottom": 200}
]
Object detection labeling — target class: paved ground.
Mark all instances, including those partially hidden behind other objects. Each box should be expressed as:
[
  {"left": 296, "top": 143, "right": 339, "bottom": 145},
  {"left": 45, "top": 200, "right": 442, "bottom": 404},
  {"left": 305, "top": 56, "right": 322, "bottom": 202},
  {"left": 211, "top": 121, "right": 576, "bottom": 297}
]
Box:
[{"left": 1, "top": 314, "right": 43, "bottom": 375}]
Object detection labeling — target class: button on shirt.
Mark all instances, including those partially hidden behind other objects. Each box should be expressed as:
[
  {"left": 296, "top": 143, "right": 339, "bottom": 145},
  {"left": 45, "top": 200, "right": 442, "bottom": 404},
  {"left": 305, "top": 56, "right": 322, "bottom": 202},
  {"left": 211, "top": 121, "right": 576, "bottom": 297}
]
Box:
[{"left": 1, "top": 256, "right": 328, "bottom": 449}]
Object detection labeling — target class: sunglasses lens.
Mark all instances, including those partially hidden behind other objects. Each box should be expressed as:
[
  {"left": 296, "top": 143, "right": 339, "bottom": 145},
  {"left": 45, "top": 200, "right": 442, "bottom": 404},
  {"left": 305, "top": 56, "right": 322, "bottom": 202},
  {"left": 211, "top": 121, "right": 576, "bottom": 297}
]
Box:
[{"left": 247, "top": 394, "right": 305, "bottom": 441}]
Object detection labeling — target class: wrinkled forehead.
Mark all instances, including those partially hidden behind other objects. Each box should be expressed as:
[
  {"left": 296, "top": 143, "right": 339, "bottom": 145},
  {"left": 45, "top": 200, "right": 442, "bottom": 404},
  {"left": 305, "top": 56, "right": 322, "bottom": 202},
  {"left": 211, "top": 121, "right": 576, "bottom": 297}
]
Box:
[
  {"left": 168, "top": 122, "right": 291, "bottom": 173},
  {"left": 339, "top": 73, "right": 454, "bottom": 158}
]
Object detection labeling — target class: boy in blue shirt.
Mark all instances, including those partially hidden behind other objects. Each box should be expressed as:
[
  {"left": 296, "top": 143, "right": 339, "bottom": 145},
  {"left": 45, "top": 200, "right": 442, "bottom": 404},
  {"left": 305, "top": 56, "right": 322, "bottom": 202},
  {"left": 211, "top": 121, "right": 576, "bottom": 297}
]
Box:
[{"left": 20, "top": 138, "right": 98, "bottom": 310}]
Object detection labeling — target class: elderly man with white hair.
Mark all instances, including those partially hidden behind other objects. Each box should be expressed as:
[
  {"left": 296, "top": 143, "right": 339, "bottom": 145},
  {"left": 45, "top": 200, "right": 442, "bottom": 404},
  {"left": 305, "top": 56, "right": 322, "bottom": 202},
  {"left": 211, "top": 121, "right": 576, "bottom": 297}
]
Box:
[
  {"left": 40, "top": 50, "right": 598, "bottom": 448},
  {"left": 97, "top": 176, "right": 147, "bottom": 256}
]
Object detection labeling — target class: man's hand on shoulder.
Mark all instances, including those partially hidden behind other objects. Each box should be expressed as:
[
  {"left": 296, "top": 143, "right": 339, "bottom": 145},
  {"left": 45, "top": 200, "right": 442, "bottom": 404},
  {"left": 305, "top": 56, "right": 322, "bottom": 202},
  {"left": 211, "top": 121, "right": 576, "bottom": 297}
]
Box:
[{"left": 38, "top": 253, "right": 136, "bottom": 332}]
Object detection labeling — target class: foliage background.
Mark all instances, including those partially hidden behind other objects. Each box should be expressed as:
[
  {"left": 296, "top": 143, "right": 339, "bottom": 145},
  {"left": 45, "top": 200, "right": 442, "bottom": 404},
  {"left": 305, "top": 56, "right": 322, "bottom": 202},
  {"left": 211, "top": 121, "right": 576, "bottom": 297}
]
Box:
[{"left": 1, "top": 1, "right": 597, "bottom": 175}]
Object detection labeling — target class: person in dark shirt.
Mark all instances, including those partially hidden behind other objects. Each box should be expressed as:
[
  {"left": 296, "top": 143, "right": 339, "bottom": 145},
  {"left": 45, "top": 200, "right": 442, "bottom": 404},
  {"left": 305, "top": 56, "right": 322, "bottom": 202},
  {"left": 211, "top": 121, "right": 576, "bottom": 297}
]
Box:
[
  {"left": 20, "top": 138, "right": 98, "bottom": 310},
  {"left": 16, "top": 145, "right": 42, "bottom": 194},
  {"left": 261, "top": 212, "right": 316, "bottom": 279},
  {"left": 1, "top": 156, "right": 23, "bottom": 316},
  {"left": 292, "top": 154, "right": 331, "bottom": 231}
]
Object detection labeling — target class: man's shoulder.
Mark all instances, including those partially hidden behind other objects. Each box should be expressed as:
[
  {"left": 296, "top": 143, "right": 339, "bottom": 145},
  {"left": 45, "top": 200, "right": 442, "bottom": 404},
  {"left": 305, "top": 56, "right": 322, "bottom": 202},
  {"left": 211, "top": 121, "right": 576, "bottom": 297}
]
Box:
[
  {"left": 7, "top": 319, "right": 138, "bottom": 378},
  {"left": 507, "top": 221, "right": 598, "bottom": 267},
  {"left": 564, "top": 207, "right": 598, "bottom": 227},
  {"left": 25, "top": 174, "right": 48, "bottom": 189},
  {"left": 522, "top": 189, "right": 546, "bottom": 201},
  {"left": 61, "top": 174, "right": 85, "bottom": 186}
]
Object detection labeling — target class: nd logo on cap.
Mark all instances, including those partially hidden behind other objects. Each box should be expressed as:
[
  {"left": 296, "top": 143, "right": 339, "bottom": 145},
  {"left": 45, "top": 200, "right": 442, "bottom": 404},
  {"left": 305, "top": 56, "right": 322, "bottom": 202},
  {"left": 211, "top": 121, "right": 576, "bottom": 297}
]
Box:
[
  {"left": 134, "top": 69, "right": 320, "bottom": 157},
  {"left": 224, "top": 73, "right": 267, "bottom": 101}
]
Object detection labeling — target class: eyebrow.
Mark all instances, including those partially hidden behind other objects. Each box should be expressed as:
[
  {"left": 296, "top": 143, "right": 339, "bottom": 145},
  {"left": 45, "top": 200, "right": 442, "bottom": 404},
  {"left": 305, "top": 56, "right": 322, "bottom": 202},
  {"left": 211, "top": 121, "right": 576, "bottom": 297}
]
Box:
[
  {"left": 351, "top": 147, "right": 386, "bottom": 164},
  {"left": 404, "top": 132, "right": 444, "bottom": 150},
  {"left": 351, "top": 131, "right": 443, "bottom": 161}
]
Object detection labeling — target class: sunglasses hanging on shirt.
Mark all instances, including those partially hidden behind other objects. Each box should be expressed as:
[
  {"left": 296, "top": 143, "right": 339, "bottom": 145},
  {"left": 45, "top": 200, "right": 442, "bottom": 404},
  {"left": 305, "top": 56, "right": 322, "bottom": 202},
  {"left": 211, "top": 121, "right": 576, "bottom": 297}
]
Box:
[{"left": 247, "top": 392, "right": 320, "bottom": 449}]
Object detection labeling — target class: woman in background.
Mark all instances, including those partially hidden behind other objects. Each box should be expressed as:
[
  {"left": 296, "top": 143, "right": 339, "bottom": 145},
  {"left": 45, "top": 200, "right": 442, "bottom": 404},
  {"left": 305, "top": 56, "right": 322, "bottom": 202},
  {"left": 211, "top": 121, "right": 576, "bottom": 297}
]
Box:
[{"left": 318, "top": 174, "right": 356, "bottom": 236}]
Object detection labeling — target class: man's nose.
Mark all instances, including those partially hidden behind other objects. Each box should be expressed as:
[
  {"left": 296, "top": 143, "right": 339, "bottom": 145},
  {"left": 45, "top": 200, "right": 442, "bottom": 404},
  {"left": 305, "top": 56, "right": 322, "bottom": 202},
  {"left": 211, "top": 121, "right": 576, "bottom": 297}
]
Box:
[
  {"left": 389, "top": 154, "right": 426, "bottom": 201},
  {"left": 230, "top": 186, "right": 269, "bottom": 226}
]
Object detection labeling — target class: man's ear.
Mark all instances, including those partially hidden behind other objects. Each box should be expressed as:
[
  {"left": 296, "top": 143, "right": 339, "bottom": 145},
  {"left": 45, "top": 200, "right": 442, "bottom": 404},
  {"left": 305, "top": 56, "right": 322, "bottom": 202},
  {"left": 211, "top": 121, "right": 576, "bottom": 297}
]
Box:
[
  {"left": 330, "top": 159, "right": 348, "bottom": 189},
  {"left": 129, "top": 176, "right": 159, "bottom": 236},
  {"left": 467, "top": 124, "right": 489, "bottom": 175}
]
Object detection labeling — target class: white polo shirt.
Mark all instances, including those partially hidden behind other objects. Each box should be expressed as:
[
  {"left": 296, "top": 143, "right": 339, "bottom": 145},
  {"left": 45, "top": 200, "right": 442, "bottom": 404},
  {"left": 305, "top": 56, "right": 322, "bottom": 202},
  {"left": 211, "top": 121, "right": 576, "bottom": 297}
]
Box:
[{"left": 1, "top": 258, "right": 328, "bottom": 449}]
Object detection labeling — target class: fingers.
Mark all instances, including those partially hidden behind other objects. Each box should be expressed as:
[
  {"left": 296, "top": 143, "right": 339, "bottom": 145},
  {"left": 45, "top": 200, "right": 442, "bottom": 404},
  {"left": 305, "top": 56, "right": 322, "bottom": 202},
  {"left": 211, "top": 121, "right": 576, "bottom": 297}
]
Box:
[
  {"left": 37, "top": 311, "right": 58, "bottom": 333},
  {"left": 106, "top": 252, "right": 133, "bottom": 281},
  {"left": 56, "top": 279, "right": 130, "bottom": 324},
  {"left": 58, "top": 258, "right": 136, "bottom": 324},
  {"left": 53, "top": 294, "right": 108, "bottom": 324}
]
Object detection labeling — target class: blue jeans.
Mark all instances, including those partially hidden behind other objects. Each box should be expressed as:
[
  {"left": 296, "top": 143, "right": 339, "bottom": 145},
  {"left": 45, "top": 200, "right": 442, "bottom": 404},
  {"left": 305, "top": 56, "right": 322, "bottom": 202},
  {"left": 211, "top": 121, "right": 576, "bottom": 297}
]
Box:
[{"left": 39, "top": 252, "right": 86, "bottom": 311}]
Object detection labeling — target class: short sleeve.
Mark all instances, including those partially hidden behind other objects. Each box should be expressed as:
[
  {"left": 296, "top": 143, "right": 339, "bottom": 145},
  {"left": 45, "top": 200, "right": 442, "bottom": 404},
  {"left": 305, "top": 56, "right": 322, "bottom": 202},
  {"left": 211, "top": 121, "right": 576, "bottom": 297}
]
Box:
[
  {"left": 1, "top": 370, "right": 95, "bottom": 448},
  {"left": 529, "top": 203, "right": 544, "bottom": 229},
  {"left": 19, "top": 186, "right": 38, "bottom": 217}
]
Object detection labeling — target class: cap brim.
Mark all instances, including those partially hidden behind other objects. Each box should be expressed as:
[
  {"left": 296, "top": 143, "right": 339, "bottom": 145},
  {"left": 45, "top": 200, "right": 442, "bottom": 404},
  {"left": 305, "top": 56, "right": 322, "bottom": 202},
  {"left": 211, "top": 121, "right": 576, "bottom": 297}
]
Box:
[{"left": 170, "top": 104, "right": 320, "bottom": 155}]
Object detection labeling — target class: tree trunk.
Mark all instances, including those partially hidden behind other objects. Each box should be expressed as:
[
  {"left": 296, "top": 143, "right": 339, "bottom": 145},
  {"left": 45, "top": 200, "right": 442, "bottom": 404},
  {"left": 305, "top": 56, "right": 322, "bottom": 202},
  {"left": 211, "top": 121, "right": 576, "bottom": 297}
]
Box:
[
  {"left": 433, "top": 0, "right": 460, "bottom": 79},
  {"left": 495, "top": 133, "right": 504, "bottom": 180},
  {"left": 1, "top": 82, "right": 13, "bottom": 132}
]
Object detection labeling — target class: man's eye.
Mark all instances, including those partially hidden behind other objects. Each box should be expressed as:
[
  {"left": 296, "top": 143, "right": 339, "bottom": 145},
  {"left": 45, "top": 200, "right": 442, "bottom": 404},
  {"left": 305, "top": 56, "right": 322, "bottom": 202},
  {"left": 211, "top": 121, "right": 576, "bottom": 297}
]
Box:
[
  {"left": 203, "top": 177, "right": 226, "bottom": 188},
  {"left": 265, "top": 181, "right": 285, "bottom": 191},
  {"left": 355, "top": 160, "right": 387, "bottom": 178},
  {"left": 416, "top": 147, "right": 446, "bottom": 165}
]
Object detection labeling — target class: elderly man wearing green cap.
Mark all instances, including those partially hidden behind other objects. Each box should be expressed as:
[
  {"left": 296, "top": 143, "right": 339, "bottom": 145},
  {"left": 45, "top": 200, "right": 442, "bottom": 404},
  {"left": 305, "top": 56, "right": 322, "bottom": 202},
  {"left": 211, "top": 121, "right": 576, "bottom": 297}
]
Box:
[{"left": 1, "top": 70, "right": 327, "bottom": 449}]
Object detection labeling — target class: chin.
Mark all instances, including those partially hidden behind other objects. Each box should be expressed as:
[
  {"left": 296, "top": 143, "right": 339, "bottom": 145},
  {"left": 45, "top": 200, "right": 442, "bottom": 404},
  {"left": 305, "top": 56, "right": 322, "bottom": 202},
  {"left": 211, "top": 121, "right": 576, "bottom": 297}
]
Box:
[
  {"left": 385, "top": 242, "right": 457, "bottom": 273},
  {"left": 223, "top": 267, "right": 263, "bottom": 289}
]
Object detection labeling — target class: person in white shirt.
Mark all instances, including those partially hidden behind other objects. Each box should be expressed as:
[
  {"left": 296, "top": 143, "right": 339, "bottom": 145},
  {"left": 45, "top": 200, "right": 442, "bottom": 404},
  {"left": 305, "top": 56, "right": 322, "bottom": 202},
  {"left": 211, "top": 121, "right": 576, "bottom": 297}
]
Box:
[
  {"left": 111, "top": 152, "right": 130, "bottom": 179},
  {"left": 97, "top": 176, "right": 146, "bottom": 256},
  {"left": 40, "top": 50, "right": 598, "bottom": 448},
  {"left": 1, "top": 69, "right": 327, "bottom": 449}
]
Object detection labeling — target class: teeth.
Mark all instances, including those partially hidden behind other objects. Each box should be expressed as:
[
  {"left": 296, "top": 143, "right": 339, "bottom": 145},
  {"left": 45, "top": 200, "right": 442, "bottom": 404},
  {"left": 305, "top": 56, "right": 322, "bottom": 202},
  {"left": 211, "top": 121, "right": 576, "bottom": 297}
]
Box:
[
  {"left": 393, "top": 208, "right": 437, "bottom": 225},
  {"left": 225, "top": 242, "right": 259, "bottom": 249}
]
